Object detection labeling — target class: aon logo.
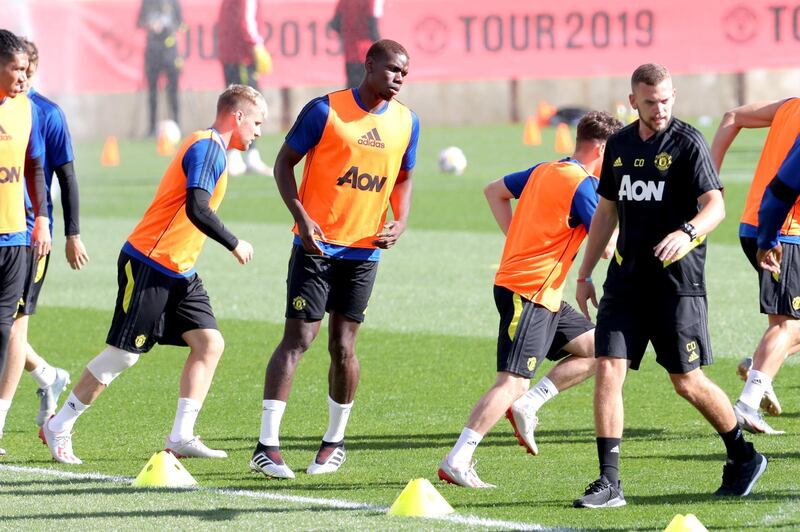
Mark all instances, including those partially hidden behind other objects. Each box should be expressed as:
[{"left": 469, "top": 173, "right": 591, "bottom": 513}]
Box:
[
  {"left": 337, "top": 166, "right": 388, "bottom": 192},
  {"left": 618, "top": 174, "right": 664, "bottom": 201}
]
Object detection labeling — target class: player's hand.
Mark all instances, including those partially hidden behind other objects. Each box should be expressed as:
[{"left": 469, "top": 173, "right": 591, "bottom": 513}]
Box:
[
  {"left": 757, "top": 244, "right": 782, "bottom": 274},
  {"left": 576, "top": 279, "right": 597, "bottom": 320},
  {"left": 654, "top": 230, "right": 691, "bottom": 262},
  {"left": 253, "top": 43, "right": 273, "bottom": 76},
  {"left": 373, "top": 220, "right": 406, "bottom": 249},
  {"left": 31, "top": 216, "right": 51, "bottom": 259},
  {"left": 232, "top": 239, "right": 254, "bottom": 264},
  {"left": 297, "top": 216, "right": 325, "bottom": 255},
  {"left": 65, "top": 235, "right": 89, "bottom": 270}
]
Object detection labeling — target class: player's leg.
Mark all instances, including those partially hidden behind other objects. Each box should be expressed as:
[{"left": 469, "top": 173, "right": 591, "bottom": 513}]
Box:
[
  {"left": 509, "top": 302, "right": 595, "bottom": 455},
  {"left": 0, "top": 247, "right": 27, "bottom": 456},
  {"left": 26, "top": 346, "right": 71, "bottom": 428},
  {"left": 439, "top": 288, "right": 554, "bottom": 488},
  {"left": 0, "top": 315, "right": 27, "bottom": 455},
  {"left": 42, "top": 253, "right": 165, "bottom": 464},
  {"left": 252, "top": 246, "right": 327, "bottom": 479},
  {"left": 658, "top": 295, "right": 767, "bottom": 497},
  {"left": 574, "top": 294, "right": 641, "bottom": 509},
  {"left": 165, "top": 49, "right": 180, "bottom": 125},
  {"left": 306, "top": 257, "right": 377, "bottom": 474},
  {"left": 145, "top": 46, "right": 160, "bottom": 136}
]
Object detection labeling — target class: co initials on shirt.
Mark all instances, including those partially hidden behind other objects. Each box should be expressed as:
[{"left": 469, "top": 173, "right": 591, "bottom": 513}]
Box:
[
  {"left": 618, "top": 174, "right": 664, "bottom": 202},
  {"left": 0, "top": 166, "right": 21, "bottom": 184},
  {"left": 336, "top": 166, "right": 388, "bottom": 192}
]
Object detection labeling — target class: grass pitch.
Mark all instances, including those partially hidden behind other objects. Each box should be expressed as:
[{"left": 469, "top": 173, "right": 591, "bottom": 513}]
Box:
[{"left": 1, "top": 122, "right": 800, "bottom": 530}]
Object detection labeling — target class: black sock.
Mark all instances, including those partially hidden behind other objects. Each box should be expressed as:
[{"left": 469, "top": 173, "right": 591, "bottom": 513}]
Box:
[
  {"left": 597, "top": 437, "right": 621, "bottom": 485},
  {"left": 719, "top": 426, "right": 754, "bottom": 463}
]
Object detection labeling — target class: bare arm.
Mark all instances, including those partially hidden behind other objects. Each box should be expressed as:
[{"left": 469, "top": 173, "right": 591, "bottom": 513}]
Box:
[
  {"left": 653, "top": 189, "right": 725, "bottom": 262},
  {"left": 273, "top": 143, "right": 325, "bottom": 254},
  {"left": 710, "top": 99, "right": 788, "bottom": 172},
  {"left": 576, "top": 198, "right": 618, "bottom": 319},
  {"left": 374, "top": 168, "right": 413, "bottom": 249},
  {"left": 483, "top": 177, "right": 515, "bottom": 234}
]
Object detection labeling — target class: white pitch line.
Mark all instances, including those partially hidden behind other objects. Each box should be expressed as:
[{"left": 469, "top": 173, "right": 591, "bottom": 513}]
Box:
[{"left": 0, "top": 464, "right": 551, "bottom": 531}]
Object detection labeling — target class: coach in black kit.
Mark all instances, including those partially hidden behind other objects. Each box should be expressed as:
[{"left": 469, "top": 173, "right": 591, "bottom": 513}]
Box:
[{"left": 571, "top": 63, "right": 767, "bottom": 508}]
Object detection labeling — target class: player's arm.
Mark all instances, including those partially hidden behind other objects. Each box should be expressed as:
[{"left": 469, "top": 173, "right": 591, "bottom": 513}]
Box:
[
  {"left": 26, "top": 112, "right": 51, "bottom": 257},
  {"left": 374, "top": 111, "right": 419, "bottom": 249},
  {"left": 572, "top": 176, "right": 618, "bottom": 259},
  {"left": 183, "top": 139, "right": 252, "bottom": 264},
  {"left": 53, "top": 161, "right": 89, "bottom": 269},
  {"left": 710, "top": 98, "right": 789, "bottom": 172},
  {"left": 575, "top": 197, "right": 617, "bottom": 319},
  {"left": 756, "top": 137, "right": 800, "bottom": 272},
  {"left": 274, "top": 142, "right": 325, "bottom": 254},
  {"left": 483, "top": 177, "right": 515, "bottom": 234}
]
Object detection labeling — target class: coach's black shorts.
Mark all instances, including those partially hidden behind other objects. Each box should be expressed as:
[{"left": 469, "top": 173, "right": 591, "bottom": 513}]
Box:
[
  {"left": 0, "top": 246, "right": 27, "bottom": 327},
  {"left": 748, "top": 240, "right": 800, "bottom": 318},
  {"left": 494, "top": 285, "right": 594, "bottom": 379},
  {"left": 106, "top": 252, "right": 218, "bottom": 354},
  {"left": 595, "top": 291, "right": 712, "bottom": 374},
  {"left": 17, "top": 248, "right": 50, "bottom": 316},
  {"left": 285, "top": 245, "right": 378, "bottom": 323}
]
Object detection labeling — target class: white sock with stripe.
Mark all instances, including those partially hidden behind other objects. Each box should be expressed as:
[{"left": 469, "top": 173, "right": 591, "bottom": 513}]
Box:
[
  {"left": 169, "top": 397, "right": 202, "bottom": 443},
  {"left": 48, "top": 392, "right": 88, "bottom": 434},
  {"left": 449, "top": 427, "right": 483, "bottom": 467},
  {"left": 740, "top": 369, "right": 772, "bottom": 411}
]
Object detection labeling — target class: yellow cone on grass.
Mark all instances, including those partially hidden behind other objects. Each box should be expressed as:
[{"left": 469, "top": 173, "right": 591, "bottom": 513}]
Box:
[
  {"left": 131, "top": 450, "right": 198, "bottom": 488},
  {"left": 664, "top": 513, "right": 708, "bottom": 532},
  {"left": 388, "top": 478, "right": 454, "bottom": 517},
  {"left": 100, "top": 135, "right": 120, "bottom": 167}
]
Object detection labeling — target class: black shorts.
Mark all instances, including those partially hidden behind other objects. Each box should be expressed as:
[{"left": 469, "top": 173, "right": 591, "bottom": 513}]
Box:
[
  {"left": 0, "top": 246, "right": 27, "bottom": 327},
  {"left": 17, "top": 248, "right": 50, "bottom": 316},
  {"left": 595, "top": 291, "right": 712, "bottom": 374},
  {"left": 751, "top": 240, "right": 800, "bottom": 318},
  {"left": 494, "top": 285, "right": 594, "bottom": 378},
  {"left": 223, "top": 62, "right": 258, "bottom": 89},
  {"left": 285, "top": 245, "right": 378, "bottom": 323},
  {"left": 106, "top": 252, "right": 218, "bottom": 354}
]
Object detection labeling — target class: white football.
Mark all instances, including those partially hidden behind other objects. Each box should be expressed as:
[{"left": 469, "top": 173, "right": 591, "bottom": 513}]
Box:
[
  {"left": 438, "top": 146, "right": 467, "bottom": 175},
  {"left": 157, "top": 119, "right": 182, "bottom": 145}
]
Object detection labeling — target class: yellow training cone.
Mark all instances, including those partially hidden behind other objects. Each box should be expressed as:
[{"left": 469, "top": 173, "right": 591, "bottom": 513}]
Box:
[
  {"left": 100, "top": 135, "right": 120, "bottom": 167},
  {"left": 554, "top": 122, "right": 574, "bottom": 154},
  {"left": 665, "top": 513, "right": 708, "bottom": 532},
  {"left": 388, "top": 478, "right": 454, "bottom": 517},
  {"left": 523, "top": 116, "right": 542, "bottom": 146},
  {"left": 131, "top": 451, "right": 198, "bottom": 488}
]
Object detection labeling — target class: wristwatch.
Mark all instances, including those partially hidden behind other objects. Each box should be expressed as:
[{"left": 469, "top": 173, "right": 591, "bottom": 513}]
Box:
[{"left": 679, "top": 222, "right": 697, "bottom": 241}]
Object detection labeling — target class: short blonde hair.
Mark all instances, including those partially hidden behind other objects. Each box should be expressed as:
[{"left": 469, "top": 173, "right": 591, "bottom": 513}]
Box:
[{"left": 217, "top": 84, "right": 266, "bottom": 116}]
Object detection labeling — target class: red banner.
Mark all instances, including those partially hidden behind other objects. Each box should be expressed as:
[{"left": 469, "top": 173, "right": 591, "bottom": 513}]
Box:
[{"left": 1, "top": 0, "right": 799, "bottom": 94}]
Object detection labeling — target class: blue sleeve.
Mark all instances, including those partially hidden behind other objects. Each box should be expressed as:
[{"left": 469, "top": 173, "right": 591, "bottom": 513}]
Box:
[
  {"left": 43, "top": 106, "right": 75, "bottom": 167},
  {"left": 502, "top": 165, "right": 540, "bottom": 199},
  {"left": 400, "top": 111, "right": 420, "bottom": 170},
  {"left": 285, "top": 96, "right": 330, "bottom": 155},
  {"left": 758, "top": 136, "right": 800, "bottom": 249},
  {"left": 26, "top": 108, "right": 44, "bottom": 160},
  {"left": 570, "top": 176, "right": 600, "bottom": 231},
  {"left": 183, "top": 138, "right": 227, "bottom": 194}
]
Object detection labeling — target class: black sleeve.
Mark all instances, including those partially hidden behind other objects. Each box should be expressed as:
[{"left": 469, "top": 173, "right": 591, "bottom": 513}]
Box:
[
  {"left": 54, "top": 161, "right": 80, "bottom": 236},
  {"left": 25, "top": 155, "right": 47, "bottom": 218},
  {"left": 185, "top": 187, "right": 238, "bottom": 251},
  {"left": 596, "top": 140, "right": 617, "bottom": 201},
  {"left": 686, "top": 128, "right": 723, "bottom": 196}
]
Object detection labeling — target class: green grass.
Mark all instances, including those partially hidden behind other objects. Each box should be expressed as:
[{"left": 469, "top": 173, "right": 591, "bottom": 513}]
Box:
[{"left": 2, "top": 122, "right": 799, "bottom": 530}]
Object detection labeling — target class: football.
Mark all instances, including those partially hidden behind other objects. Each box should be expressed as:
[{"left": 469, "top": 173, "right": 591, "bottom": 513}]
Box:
[
  {"left": 437, "top": 146, "right": 467, "bottom": 175},
  {"left": 157, "top": 119, "right": 182, "bottom": 145}
]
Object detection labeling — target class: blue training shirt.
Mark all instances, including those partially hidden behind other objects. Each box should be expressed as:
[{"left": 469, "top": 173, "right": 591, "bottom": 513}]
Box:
[
  {"left": 286, "top": 88, "right": 420, "bottom": 261},
  {"left": 758, "top": 134, "right": 800, "bottom": 249},
  {"left": 503, "top": 158, "right": 599, "bottom": 231}
]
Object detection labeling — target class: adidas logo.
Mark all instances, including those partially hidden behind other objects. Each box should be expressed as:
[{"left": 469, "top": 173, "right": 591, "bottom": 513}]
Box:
[
  {"left": 0, "top": 124, "right": 10, "bottom": 141},
  {"left": 610, "top": 445, "right": 620, "bottom": 453},
  {"left": 752, "top": 378, "right": 762, "bottom": 385},
  {"left": 613, "top": 157, "right": 622, "bottom": 167},
  {"left": 688, "top": 352, "right": 699, "bottom": 363},
  {"left": 357, "top": 127, "right": 385, "bottom": 148}
]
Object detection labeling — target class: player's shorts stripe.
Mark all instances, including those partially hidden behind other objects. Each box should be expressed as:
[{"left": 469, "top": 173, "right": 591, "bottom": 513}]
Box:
[
  {"left": 663, "top": 235, "right": 705, "bottom": 267},
  {"left": 122, "top": 260, "right": 134, "bottom": 314},
  {"left": 34, "top": 255, "right": 46, "bottom": 283},
  {"left": 614, "top": 248, "right": 623, "bottom": 265},
  {"left": 508, "top": 292, "right": 523, "bottom": 340}
]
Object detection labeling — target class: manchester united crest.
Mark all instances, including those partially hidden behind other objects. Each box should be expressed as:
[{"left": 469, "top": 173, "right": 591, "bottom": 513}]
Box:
[{"left": 654, "top": 152, "right": 673, "bottom": 172}]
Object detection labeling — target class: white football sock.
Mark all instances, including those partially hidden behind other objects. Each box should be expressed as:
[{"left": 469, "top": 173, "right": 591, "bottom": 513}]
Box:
[
  {"left": 169, "top": 397, "right": 202, "bottom": 443},
  {"left": 259, "top": 399, "right": 286, "bottom": 446},
  {"left": 323, "top": 396, "right": 353, "bottom": 443},
  {"left": 740, "top": 369, "right": 772, "bottom": 411},
  {"left": 48, "top": 392, "right": 88, "bottom": 434},
  {"left": 449, "top": 427, "right": 483, "bottom": 467},
  {"left": 517, "top": 376, "right": 559, "bottom": 414},
  {"left": 29, "top": 363, "right": 56, "bottom": 389},
  {"left": 0, "top": 399, "right": 11, "bottom": 434}
]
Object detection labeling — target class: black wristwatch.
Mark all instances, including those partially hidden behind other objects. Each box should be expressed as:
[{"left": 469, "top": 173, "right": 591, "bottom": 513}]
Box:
[{"left": 679, "top": 222, "right": 697, "bottom": 241}]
